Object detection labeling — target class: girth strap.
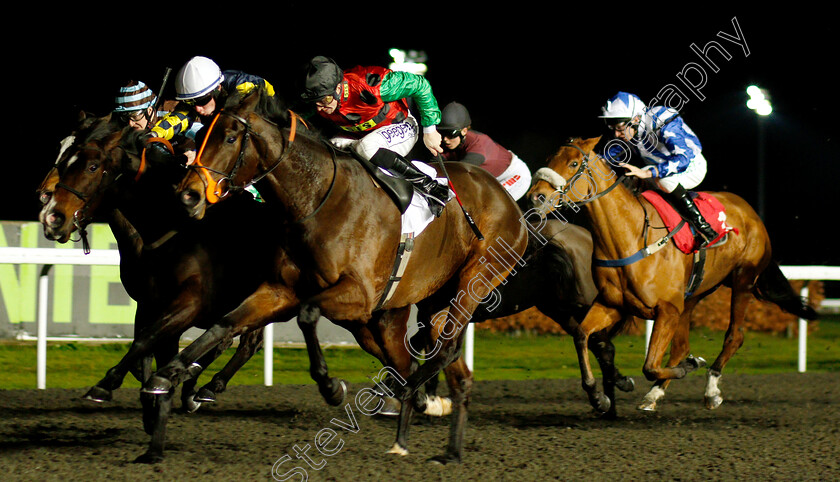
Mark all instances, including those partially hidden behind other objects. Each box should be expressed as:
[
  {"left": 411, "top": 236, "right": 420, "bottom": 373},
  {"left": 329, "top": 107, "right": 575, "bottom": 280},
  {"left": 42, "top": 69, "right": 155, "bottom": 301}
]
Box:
[{"left": 374, "top": 232, "right": 415, "bottom": 310}]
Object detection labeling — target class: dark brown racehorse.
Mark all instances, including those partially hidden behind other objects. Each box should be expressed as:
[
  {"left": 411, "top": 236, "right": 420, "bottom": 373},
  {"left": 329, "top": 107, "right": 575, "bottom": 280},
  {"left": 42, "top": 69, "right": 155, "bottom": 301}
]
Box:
[
  {"left": 165, "top": 87, "right": 529, "bottom": 463},
  {"left": 527, "top": 136, "right": 817, "bottom": 415},
  {"left": 39, "top": 114, "right": 283, "bottom": 463}
]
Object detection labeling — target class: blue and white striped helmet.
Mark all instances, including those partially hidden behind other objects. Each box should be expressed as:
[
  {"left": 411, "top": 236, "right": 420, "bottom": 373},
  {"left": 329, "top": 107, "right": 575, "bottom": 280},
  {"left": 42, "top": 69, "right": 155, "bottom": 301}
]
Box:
[
  {"left": 599, "top": 92, "right": 646, "bottom": 120},
  {"left": 113, "top": 80, "right": 157, "bottom": 112}
]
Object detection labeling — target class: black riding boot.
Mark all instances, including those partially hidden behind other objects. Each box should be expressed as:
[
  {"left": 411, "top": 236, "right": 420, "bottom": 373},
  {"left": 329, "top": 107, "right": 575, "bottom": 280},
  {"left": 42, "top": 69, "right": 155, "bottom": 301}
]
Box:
[
  {"left": 370, "top": 148, "right": 450, "bottom": 217},
  {"left": 667, "top": 184, "right": 719, "bottom": 245}
]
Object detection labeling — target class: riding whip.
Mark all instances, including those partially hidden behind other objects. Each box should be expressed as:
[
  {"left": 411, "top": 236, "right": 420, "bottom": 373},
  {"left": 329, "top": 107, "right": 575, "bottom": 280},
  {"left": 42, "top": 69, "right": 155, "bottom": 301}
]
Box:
[
  {"left": 435, "top": 154, "right": 484, "bottom": 240},
  {"left": 153, "top": 67, "right": 172, "bottom": 113}
]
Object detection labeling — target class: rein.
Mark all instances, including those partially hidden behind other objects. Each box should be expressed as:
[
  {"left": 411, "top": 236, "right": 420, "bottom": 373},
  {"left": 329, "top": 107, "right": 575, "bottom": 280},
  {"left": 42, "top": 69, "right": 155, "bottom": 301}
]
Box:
[
  {"left": 544, "top": 142, "right": 688, "bottom": 268},
  {"left": 190, "top": 108, "right": 337, "bottom": 222}
]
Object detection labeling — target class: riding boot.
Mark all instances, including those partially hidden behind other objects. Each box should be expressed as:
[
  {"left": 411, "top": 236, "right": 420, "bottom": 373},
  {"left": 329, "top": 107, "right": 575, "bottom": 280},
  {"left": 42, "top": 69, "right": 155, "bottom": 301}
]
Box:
[
  {"left": 667, "top": 184, "right": 719, "bottom": 245},
  {"left": 370, "top": 148, "right": 450, "bottom": 217}
]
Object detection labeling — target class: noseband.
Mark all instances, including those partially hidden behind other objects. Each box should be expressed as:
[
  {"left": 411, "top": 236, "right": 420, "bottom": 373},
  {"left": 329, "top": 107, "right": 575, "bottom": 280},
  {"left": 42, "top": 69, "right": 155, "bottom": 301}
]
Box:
[{"left": 532, "top": 143, "right": 625, "bottom": 208}]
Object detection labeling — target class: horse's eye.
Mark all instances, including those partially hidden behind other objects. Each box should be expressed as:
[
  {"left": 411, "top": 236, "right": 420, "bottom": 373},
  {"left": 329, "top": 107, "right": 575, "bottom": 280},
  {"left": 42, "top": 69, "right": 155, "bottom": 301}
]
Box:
[
  {"left": 570, "top": 161, "right": 578, "bottom": 168},
  {"left": 226, "top": 136, "right": 237, "bottom": 144},
  {"left": 88, "top": 163, "right": 100, "bottom": 173}
]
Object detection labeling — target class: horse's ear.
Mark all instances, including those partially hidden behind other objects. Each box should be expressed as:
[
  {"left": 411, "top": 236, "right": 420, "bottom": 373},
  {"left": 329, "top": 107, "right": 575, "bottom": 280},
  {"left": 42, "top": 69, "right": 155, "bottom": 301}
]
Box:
[
  {"left": 78, "top": 111, "right": 87, "bottom": 122},
  {"left": 582, "top": 136, "right": 602, "bottom": 152}
]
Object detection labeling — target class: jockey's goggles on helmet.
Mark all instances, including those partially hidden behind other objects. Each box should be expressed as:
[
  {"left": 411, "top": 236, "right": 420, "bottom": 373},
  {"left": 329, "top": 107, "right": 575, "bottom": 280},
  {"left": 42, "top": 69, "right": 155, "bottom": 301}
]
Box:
[
  {"left": 606, "top": 118, "right": 633, "bottom": 132},
  {"left": 184, "top": 92, "right": 215, "bottom": 107},
  {"left": 314, "top": 94, "right": 335, "bottom": 107},
  {"left": 118, "top": 110, "right": 146, "bottom": 123},
  {"left": 441, "top": 129, "right": 462, "bottom": 139}
]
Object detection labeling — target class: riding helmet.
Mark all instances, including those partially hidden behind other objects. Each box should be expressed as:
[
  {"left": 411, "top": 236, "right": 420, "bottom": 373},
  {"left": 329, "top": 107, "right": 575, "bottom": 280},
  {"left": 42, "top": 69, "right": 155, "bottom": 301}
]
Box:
[
  {"left": 175, "top": 56, "right": 225, "bottom": 101},
  {"left": 438, "top": 102, "right": 472, "bottom": 131},
  {"left": 599, "top": 91, "right": 646, "bottom": 122},
  {"left": 301, "top": 56, "right": 343, "bottom": 102},
  {"left": 113, "top": 80, "right": 157, "bottom": 112}
]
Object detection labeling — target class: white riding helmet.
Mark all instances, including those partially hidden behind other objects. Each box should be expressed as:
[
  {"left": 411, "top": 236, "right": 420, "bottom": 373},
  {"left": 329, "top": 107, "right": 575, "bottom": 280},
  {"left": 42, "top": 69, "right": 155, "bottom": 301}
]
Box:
[
  {"left": 175, "top": 56, "right": 225, "bottom": 101},
  {"left": 599, "top": 92, "right": 646, "bottom": 121}
]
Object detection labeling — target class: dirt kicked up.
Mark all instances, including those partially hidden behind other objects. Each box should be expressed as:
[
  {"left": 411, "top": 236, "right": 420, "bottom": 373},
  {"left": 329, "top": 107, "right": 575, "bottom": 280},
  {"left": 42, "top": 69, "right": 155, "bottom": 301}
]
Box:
[{"left": 1, "top": 372, "right": 838, "bottom": 481}]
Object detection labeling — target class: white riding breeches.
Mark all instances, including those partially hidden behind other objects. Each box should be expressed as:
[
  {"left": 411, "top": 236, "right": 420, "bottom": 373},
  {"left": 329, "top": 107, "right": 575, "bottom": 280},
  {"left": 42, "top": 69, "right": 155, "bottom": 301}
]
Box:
[
  {"left": 496, "top": 153, "right": 532, "bottom": 201},
  {"left": 655, "top": 152, "right": 708, "bottom": 192}
]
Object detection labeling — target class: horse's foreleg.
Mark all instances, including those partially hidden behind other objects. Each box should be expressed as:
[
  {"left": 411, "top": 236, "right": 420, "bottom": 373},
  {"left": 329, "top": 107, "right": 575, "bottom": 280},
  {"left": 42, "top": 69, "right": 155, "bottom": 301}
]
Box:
[
  {"left": 135, "top": 340, "right": 179, "bottom": 463},
  {"left": 705, "top": 285, "right": 753, "bottom": 409},
  {"left": 179, "top": 335, "right": 235, "bottom": 412},
  {"left": 194, "top": 328, "right": 264, "bottom": 404},
  {"left": 144, "top": 282, "right": 298, "bottom": 395},
  {"left": 573, "top": 303, "right": 623, "bottom": 414},
  {"left": 84, "top": 287, "right": 203, "bottom": 402},
  {"left": 639, "top": 302, "right": 696, "bottom": 411}
]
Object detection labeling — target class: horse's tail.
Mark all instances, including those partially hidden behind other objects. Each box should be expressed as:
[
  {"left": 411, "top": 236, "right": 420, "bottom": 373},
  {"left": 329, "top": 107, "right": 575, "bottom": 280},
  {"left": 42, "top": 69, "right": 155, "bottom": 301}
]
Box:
[
  {"left": 754, "top": 261, "right": 819, "bottom": 320},
  {"left": 527, "top": 234, "right": 581, "bottom": 308}
]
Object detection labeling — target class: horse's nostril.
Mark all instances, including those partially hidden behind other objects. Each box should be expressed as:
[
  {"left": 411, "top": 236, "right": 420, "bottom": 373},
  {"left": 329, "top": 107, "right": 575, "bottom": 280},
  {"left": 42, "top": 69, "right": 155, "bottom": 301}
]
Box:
[
  {"left": 46, "top": 212, "right": 65, "bottom": 228},
  {"left": 181, "top": 190, "right": 200, "bottom": 208}
]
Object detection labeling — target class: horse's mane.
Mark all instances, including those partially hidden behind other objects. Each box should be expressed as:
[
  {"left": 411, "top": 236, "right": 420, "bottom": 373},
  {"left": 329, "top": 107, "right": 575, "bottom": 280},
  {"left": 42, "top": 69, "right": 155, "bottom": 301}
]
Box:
[{"left": 225, "top": 86, "right": 291, "bottom": 126}]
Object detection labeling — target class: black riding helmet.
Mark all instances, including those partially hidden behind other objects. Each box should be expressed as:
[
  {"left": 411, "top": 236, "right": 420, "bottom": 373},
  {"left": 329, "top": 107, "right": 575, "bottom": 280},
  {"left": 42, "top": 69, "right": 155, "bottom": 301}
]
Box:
[
  {"left": 301, "top": 56, "right": 343, "bottom": 102},
  {"left": 438, "top": 102, "right": 471, "bottom": 139}
]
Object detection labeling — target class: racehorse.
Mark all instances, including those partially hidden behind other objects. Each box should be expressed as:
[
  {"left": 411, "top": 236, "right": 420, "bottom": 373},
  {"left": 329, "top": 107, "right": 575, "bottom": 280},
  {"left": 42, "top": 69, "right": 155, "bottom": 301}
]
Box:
[
  {"left": 166, "top": 87, "right": 530, "bottom": 463},
  {"left": 527, "top": 136, "right": 818, "bottom": 415},
  {"left": 38, "top": 113, "right": 282, "bottom": 462},
  {"left": 410, "top": 218, "right": 636, "bottom": 410}
]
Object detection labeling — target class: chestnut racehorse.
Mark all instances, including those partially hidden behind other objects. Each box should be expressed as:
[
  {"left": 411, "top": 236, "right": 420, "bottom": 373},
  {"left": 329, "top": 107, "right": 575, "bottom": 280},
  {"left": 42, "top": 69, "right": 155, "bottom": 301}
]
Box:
[
  {"left": 167, "top": 87, "right": 529, "bottom": 463},
  {"left": 528, "top": 136, "right": 817, "bottom": 416},
  {"left": 39, "top": 114, "right": 283, "bottom": 462}
]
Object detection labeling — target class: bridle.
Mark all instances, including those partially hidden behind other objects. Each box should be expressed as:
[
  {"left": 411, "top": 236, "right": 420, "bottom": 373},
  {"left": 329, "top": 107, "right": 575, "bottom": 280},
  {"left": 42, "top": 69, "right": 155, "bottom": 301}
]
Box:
[
  {"left": 53, "top": 143, "right": 123, "bottom": 253},
  {"left": 189, "top": 108, "right": 337, "bottom": 222},
  {"left": 532, "top": 142, "right": 626, "bottom": 209}
]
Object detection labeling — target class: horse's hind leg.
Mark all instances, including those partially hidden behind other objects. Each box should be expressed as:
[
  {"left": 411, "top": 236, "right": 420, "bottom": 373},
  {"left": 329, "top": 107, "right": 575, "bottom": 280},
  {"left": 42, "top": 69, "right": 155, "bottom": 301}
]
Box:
[
  {"left": 194, "top": 328, "right": 264, "bottom": 404},
  {"left": 705, "top": 284, "right": 753, "bottom": 409},
  {"left": 428, "top": 355, "right": 472, "bottom": 465}
]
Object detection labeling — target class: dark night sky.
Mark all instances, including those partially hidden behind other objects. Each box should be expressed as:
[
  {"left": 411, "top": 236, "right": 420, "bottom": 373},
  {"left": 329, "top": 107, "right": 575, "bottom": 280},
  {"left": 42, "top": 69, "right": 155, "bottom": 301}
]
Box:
[{"left": 6, "top": 7, "right": 837, "bottom": 268}]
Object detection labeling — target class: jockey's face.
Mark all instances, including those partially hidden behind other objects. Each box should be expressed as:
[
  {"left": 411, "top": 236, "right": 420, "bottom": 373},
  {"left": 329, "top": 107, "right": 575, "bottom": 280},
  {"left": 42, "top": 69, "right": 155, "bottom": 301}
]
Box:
[
  {"left": 610, "top": 116, "right": 639, "bottom": 142},
  {"left": 315, "top": 85, "right": 341, "bottom": 115},
  {"left": 195, "top": 96, "right": 217, "bottom": 117},
  {"left": 442, "top": 128, "right": 467, "bottom": 150},
  {"left": 128, "top": 107, "right": 153, "bottom": 131}
]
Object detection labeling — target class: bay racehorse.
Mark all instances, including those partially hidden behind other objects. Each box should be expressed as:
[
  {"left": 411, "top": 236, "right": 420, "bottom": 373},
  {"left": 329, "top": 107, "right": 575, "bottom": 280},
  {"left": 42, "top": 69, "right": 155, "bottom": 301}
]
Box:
[
  {"left": 165, "top": 87, "right": 530, "bottom": 463},
  {"left": 39, "top": 113, "right": 284, "bottom": 462},
  {"left": 411, "top": 218, "right": 637, "bottom": 410},
  {"left": 527, "top": 136, "right": 818, "bottom": 416}
]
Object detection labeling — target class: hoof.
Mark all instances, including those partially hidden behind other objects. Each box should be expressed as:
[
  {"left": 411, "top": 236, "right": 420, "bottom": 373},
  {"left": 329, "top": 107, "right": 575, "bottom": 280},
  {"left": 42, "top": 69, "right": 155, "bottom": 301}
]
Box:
[
  {"left": 185, "top": 362, "right": 203, "bottom": 379},
  {"left": 323, "top": 379, "right": 347, "bottom": 407},
  {"left": 133, "top": 452, "right": 164, "bottom": 464},
  {"left": 704, "top": 394, "right": 723, "bottom": 410},
  {"left": 386, "top": 443, "right": 408, "bottom": 456},
  {"left": 141, "top": 375, "right": 172, "bottom": 395},
  {"left": 376, "top": 396, "right": 402, "bottom": 417},
  {"left": 637, "top": 400, "right": 657, "bottom": 411},
  {"left": 428, "top": 453, "right": 461, "bottom": 465},
  {"left": 193, "top": 387, "right": 217, "bottom": 403},
  {"left": 616, "top": 376, "right": 636, "bottom": 393},
  {"left": 688, "top": 355, "right": 707, "bottom": 370},
  {"left": 423, "top": 396, "right": 453, "bottom": 417},
  {"left": 182, "top": 394, "right": 202, "bottom": 414},
  {"left": 591, "top": 393, "right": 611, "bottom": 413},
  {"left": 82, "top": 386, "right": 112, "bottom": 403}
]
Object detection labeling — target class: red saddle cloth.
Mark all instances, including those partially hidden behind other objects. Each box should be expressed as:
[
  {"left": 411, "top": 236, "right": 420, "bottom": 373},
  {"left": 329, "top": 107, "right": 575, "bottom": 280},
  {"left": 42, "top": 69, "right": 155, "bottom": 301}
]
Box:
[{"left": 640, "top": 190, "right": 736, "bottom": 254}]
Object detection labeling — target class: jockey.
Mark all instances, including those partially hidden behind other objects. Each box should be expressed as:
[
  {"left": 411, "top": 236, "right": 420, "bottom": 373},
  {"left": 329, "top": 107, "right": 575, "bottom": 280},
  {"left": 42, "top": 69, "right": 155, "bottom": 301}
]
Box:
[
  {"left": 113, "top": 80, "right": 172, "bottom": 131},
  {"left": 149, "top": 56, "right": 279, "bottom": 166},
  {"left": 438, "top": 102, "right": 532, "bottom": 202},
  {"left": 300, "top": 55, "right": 450, "bottom": 217},
  {"left": 600, "top": 91, "right": 718, "bottom": 245}
]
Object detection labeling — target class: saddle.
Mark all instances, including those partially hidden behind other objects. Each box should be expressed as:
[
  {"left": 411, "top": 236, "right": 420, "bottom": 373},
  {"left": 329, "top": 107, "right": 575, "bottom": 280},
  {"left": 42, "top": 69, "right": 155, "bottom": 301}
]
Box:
[
  {"left": 641, "top": 190, "right": 735, "bottom": 254},
  {"left": 350, "top": 151, "right": 414, "bottom": 214}
]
